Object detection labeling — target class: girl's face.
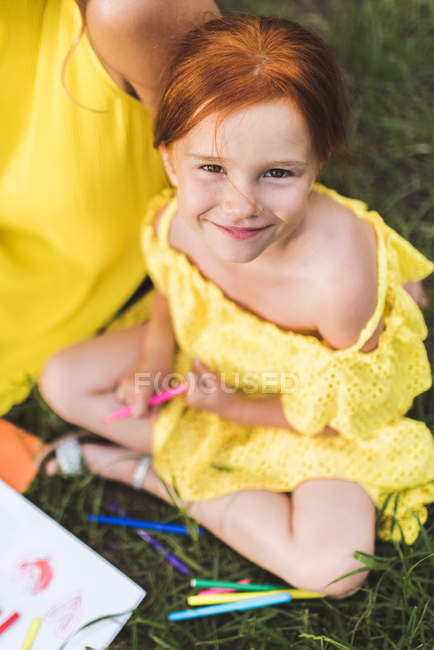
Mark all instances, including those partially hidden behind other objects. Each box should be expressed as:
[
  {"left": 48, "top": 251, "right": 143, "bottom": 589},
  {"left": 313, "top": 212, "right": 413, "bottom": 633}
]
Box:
[{"left": 161, "top": 100, "right": 319, "bottom": 264}]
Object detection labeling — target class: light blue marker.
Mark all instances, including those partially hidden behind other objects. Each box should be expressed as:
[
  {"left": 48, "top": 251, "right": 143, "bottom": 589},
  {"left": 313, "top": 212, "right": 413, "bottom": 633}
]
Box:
[{"left": 168, "top": 592, "right": 291, "bottom": 621}]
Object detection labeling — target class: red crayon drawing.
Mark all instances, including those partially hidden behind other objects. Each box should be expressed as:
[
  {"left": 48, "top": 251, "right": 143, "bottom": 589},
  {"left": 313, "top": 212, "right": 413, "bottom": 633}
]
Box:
[
  {"left": 45, "top": 593, "right": 82, "bottom": 636},
  {"left": 18, "top": 557, "right": 53, "bottom": 595}
]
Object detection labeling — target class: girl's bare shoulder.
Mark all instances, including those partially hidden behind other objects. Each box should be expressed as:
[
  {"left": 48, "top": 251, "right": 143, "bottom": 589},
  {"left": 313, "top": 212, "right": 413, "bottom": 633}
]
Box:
[{"left": 308, "top": 189, "right": 381, "bottom": 350}]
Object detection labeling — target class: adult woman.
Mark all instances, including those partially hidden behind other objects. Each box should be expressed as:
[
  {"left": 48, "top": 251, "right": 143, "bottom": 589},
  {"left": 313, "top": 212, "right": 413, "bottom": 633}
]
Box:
[{"left": 0, "top": 0, "right": 218, "bottom": 490}]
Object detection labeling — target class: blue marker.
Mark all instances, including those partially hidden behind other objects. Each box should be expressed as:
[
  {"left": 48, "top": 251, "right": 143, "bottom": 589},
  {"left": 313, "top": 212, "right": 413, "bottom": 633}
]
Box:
[
  {"left": 168, "top": 592, "right": 291, "bottom": 621},
  {"left": 87, "top": 514, "right": 203, "bottom": 536}
]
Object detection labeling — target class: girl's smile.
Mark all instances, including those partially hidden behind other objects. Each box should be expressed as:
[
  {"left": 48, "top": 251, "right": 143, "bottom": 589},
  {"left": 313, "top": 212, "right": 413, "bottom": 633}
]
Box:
[{"left": 210, "top": 222, "right": 273, "bottom": 240}]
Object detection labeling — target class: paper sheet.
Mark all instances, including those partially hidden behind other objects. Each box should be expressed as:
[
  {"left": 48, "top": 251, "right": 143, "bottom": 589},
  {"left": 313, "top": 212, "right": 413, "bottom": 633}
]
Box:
[{"left": 0, "top": 480, "right": 145, "bottom": 649}]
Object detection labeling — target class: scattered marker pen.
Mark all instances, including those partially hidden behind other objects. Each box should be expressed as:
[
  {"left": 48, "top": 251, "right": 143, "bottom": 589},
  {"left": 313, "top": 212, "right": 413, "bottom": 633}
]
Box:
[
  {"left": 168, "top": 593, "right": 291, "bottom": 621},
  {"left": 20, "top": 617, "right": 41, "bottom": 650},
  {"left": 109, "top": 503, "right": 189, "bottom": 575},
  {"left": 0, "top": 612, "right": 20, "bottom": 636},
  {"left": 191, "top": 578, "right": 281, "bottom": 592},
  {"left": 198, "top": 579, "right": 250, "bottom": 595},
  {"left": 188, "top": 588, "right": 323, "bottom": 606},
  {"left": 88, "top": 514, "right": 203, "bottom": 536}
]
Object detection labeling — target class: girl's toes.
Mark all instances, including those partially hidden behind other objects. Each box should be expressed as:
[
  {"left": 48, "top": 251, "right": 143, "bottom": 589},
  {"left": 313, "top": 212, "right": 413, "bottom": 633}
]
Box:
[{"left": 45, "top": 457, "right": 59, "bottom": 475}]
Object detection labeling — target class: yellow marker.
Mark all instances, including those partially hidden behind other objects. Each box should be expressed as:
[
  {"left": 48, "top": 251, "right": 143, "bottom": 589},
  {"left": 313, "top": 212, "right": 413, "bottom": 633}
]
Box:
[
  {"left": 188, "top": 589, "right": 324, "bottom": 606},
  {"left": 20, "top": 618, "right": 41, "bottom": 650}
]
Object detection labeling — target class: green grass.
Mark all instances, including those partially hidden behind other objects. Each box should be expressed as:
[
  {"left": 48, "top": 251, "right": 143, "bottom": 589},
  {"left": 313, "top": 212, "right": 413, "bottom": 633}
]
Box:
[{"left": 6, "top": 0, "right": 434, "bottom": 648}]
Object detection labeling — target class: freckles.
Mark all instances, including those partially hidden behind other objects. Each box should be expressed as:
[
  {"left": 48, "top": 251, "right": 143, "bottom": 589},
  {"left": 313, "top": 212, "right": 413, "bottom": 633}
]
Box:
[{"left": 274, "top": 196, "right": 306, "bottom": 224}]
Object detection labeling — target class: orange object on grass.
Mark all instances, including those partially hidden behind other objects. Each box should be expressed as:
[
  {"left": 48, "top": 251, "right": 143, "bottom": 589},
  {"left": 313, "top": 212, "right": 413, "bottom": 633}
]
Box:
[{"left": 0, "top": 419, "right": 47, "bottom": 492}]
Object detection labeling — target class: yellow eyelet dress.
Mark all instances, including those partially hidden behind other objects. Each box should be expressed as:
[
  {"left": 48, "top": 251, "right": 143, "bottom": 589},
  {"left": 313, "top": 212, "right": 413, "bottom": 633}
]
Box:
[{"left": 136, "top": 185, "right": 433, "bottom": 545}]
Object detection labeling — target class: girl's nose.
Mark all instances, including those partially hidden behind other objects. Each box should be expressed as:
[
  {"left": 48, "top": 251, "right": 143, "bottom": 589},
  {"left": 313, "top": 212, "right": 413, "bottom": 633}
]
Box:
[{"left": 221, "top": 182, "right": 259, "bottom": 220}]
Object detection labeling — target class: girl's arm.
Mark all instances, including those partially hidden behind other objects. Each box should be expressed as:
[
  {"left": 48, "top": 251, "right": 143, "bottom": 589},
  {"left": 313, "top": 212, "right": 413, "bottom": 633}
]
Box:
[
  {"left": 83, "top": 0, "right": 220, "bottom": 115},
  {"left": 186, "top": 267, "right": 386, "bottom": 436},
  {"left": 186, "top": 360, "right": 338, "bottom": 437},
  {"left": 144, "top": 290, "right": 175, "bottom": 358},
  {"left": 116, "top": 290, "right": 176, "bottom": 416},
  {"left": 220, "top": 392, "right": 338, "bottom": 437}
]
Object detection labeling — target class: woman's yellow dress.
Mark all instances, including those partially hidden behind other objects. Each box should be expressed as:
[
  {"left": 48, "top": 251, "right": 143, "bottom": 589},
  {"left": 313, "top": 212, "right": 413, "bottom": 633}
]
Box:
[
  {"left": 131, "top": 185, "right": 433, "bottom": 545},
  {"left": 0, "top": 0, "right": 167, "bottom": 415}
]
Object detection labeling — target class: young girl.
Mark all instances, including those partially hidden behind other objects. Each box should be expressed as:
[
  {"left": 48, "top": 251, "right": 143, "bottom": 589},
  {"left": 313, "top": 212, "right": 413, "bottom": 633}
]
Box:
[{"left": 39, "top": 15, "right": 433, "bottom": 598}]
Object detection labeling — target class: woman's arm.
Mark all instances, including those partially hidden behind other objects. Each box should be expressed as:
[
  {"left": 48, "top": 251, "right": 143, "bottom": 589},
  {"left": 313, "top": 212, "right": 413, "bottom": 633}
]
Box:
[{"left": 82, "top": 0, "right": 220, "bottom": 114}]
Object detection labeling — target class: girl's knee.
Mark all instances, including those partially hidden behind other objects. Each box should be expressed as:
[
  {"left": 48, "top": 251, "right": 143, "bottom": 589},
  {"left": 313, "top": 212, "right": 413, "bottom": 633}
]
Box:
[
  {"left": 289, "top": 537, "right": 372, "bottom": 599},
  {"left": 320, "top": 560, "right": 370, "bottom": 599},
  {"left": 39, "top": 349, "right": 81, "bottom": 418}
]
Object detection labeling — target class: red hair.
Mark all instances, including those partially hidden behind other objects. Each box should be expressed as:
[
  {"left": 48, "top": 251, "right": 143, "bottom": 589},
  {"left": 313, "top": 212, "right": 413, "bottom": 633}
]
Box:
[{"left": 153, "top": 15, "right": 348, "bottom": 167}]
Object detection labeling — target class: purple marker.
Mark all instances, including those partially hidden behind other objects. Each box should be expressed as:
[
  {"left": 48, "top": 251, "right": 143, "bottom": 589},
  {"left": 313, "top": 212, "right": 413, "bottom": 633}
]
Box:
[{"left": 108, "top": 503, "right": 189, "bottom": 575}]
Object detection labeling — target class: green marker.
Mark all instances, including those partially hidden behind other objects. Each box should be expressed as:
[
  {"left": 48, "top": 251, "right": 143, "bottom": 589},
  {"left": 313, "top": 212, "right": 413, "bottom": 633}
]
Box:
[{"left": 191, "top": 578, "right": 282, "bottom": 592}]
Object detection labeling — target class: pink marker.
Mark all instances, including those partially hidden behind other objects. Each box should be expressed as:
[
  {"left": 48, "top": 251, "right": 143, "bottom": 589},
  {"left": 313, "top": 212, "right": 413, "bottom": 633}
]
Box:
[
  {"left": 198, "top": 579, "right": 251, "bottom": 595},
  {"left": 103, "top": 382, "right": 188, "bottom": 424}
]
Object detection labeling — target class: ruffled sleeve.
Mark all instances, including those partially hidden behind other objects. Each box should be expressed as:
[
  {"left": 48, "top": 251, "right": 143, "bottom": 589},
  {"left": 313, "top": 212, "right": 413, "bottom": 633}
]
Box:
[
  {"left": 280, "top": 327, "right": 432, "bottom": 438},
  {"left": 383, "top": 223, "right": 434, "bottom": 283},
  {"left": 141, "top": 188, "right": 178, "bottom": 296},
  {"left": 280, "top": 210, "right": 433, "bottom": 440}
]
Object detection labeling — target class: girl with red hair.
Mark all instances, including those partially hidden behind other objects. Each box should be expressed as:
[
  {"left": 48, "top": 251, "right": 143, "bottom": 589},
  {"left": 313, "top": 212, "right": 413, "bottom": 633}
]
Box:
[{"left": 40, "top": 15, "right": 433, "bottom": 598}]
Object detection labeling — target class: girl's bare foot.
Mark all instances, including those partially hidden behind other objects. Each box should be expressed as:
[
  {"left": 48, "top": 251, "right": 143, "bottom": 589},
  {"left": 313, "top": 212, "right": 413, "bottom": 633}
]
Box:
[{"left": 45, "top": 441, "right": 147, "bottom": 485}]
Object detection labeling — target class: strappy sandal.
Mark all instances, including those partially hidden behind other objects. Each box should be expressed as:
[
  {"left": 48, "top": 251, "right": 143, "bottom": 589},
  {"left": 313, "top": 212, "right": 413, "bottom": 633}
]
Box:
[{"left": 36, "top": 431, "right": 152, "bottom": 489}]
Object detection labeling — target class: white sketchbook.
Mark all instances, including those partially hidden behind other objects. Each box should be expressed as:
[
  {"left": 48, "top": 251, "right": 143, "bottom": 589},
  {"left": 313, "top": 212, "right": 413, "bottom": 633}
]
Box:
[{"left": 0, "top": 479, "right": 145, "bottom": 649}]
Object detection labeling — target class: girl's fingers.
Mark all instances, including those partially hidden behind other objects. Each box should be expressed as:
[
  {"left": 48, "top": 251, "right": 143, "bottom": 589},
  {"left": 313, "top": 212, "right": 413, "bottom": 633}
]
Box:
[
  {"left": 194, "top": 358, "right": 210, "bottom": 373},
  {"left": 186, "top": 371, "right": 196, "bottom": 396},
  {"left": 116, "top": 372, "right": 137, "bottom": 404},
  {"left": 133, "top": 387, "right": 157, "bottom": 418},
  {"left": 150, "top": 405, "right": 160, "bottom": 421},
  {"left": 116, "top": 381, "right": 126, "bottom": 403},
  {"left": 132, "top": 398, "right": 147, "bottom": 418}
]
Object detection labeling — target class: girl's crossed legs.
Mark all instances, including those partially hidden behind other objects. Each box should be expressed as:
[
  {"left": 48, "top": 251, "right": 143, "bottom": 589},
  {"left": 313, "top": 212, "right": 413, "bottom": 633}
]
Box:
[{"left": 40, "top": 325, "right": 375, "bottom": 598}]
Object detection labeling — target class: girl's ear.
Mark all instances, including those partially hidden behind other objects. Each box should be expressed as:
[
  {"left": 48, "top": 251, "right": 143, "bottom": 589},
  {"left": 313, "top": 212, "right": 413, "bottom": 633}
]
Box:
[{"left": 159, "top": 145, "right": 178, "bottom": 187}]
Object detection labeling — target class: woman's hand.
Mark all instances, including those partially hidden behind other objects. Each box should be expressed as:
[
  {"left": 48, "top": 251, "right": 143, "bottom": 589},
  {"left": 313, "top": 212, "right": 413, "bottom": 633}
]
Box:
[{"left": 185, "top": 359, "right": 235, "bottom": 416}]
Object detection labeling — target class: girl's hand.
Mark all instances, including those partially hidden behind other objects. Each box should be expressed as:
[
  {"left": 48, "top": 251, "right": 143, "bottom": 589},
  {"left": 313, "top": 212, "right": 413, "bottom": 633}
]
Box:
[
  {"left": 116, "top": 341, "right": 175, "bottom": 419},
  {"left": 185, "top": 359, "right": 235, "bottom": 415},
  {"left": 116, "top": 357, "right": 157, "bottom": 419},
  {"left": 117, "top": 291, "right": 176, "bottom": 418}
]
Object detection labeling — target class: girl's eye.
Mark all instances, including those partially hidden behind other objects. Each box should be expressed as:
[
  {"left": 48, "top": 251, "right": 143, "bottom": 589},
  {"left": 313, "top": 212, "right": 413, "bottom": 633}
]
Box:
[
  {"left": 201, "top": 164, "right": 224, "bottom": 174},
  {"left": 264, "top": 168, "right": 293, "bottom": 178}
]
